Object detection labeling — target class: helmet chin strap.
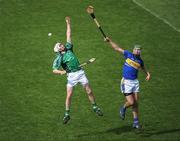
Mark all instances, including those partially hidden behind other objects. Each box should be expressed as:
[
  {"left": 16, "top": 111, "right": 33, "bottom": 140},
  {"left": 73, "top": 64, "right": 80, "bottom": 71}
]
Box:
[
  {"left": 133, "top": 52, "right": 141, "bottom": 57},
  {"left": 135, "top": 54, "right": 141, "bottom": 58}
]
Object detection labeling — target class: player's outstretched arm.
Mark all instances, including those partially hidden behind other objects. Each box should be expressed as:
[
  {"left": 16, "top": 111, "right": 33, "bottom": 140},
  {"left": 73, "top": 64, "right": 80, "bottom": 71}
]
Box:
[
  {"left": 65, "top": 16, "right": 71, "bottom": 43},
  {"left": 104, "top": 37, "right": 124, "bottom": 54},
  {"left": 141, "top": 66, "right": 151, "bottom": 81}
]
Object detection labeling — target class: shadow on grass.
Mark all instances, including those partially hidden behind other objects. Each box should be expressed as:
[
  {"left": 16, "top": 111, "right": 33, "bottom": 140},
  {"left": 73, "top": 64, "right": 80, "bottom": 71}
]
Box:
[
  {"left": 106, "top": 125, "right": 133, "bottom": 134},
  {"left": 106, "top": 125, "right": 180, "bottom": 137},
  {"left": 76, "top": 125, "right": 180, "bottom": 138},
  {"left": 76, "top": 125, "right": 133, "bottom": 137},
  {"left": 138, "top": 128, "right": 180, "bottom": 137}
]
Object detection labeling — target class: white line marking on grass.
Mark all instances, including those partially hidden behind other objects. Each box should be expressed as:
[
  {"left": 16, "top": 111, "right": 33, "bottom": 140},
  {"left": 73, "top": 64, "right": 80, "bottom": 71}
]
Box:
[{"left": 133, "top": 0, "right": 180, "bottom": 33}]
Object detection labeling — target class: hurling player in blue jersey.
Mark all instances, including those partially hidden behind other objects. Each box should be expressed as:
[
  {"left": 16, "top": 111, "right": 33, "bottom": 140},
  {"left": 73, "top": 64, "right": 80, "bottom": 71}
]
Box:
[{"left": 105, "top": 37, "right": 150, "bottom": 129}]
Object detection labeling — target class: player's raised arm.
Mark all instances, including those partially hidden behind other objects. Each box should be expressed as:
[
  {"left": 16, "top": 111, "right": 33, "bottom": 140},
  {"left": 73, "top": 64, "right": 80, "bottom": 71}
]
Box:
[
  {"left": 65, "top": 16, "right": 71, "bottom": 43},
  {"left": 104, "top": 37, "right": 124, "bottom": 54}
]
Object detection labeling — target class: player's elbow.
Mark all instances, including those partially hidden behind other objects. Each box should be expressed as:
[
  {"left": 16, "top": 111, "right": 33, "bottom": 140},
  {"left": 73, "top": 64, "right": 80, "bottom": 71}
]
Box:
[
  {"left": 66, "top": 30, "right": 71, "bottom": 37},
  {"left": 114, "top": 47, "right": 121, "bottom": 53},
  {"left": 114, "top": 47, "right": 119, "bottom": 51}
]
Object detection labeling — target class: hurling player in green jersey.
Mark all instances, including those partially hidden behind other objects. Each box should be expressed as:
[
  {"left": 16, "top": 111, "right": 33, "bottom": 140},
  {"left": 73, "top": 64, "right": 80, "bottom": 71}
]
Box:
[{"left": 52, "top": 17, "right": 103, "bottom": 124}]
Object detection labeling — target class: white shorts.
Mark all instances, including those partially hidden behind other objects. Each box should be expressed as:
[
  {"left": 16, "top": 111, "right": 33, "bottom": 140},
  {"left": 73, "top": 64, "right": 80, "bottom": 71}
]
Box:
[
  {"left": 67, "top": 70, "right": 89, "bottom": 87},
  {"left": 120, "top": 78, "right": 139, "bottom": 94}
]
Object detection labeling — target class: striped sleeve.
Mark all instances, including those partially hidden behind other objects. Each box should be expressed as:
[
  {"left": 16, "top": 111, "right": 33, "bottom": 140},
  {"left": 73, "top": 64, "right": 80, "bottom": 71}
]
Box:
[
  {"left": 123, "top": 50, "right": 131, "bottom": 58},
  {"left": 65, "top": 42, "right": 73, "bottom": 50},
  {"left": 52, "top": 55, "right": 62, "bottom": 70}
]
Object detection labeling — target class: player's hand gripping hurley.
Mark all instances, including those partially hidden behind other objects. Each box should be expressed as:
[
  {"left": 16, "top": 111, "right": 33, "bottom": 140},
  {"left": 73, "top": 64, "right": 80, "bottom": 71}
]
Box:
[{"left": 86, "top": 6, "right": 107, "bottom": 38}]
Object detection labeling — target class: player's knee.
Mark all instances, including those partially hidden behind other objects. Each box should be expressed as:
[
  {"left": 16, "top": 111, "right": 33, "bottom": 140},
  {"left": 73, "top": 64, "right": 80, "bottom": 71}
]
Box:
[
  {"left": 84, "top": 84, "right": 92, "bottom": 95},
  {"left": 128, "top": 100, "right": 135, "bottom": 106},
  {"left": 86, "top": 89, "right": 92, "bottom": 95}
]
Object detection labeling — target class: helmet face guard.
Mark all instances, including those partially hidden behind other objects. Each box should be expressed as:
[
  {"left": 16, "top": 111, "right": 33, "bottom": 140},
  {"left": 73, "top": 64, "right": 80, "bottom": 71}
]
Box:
[
  {"left": 134, "top": 44, "right": 141, "bottom": 50},
  {"left": 133, "top": 45, "right": 142, "bottom": 55}
]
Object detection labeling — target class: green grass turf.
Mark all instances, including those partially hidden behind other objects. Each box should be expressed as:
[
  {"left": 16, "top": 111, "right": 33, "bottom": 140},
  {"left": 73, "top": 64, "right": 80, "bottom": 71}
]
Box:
[
  {"left": 0, "top": 0, "right": 180, "bottom": 141},
  {"left": 134, "top": 0, "right": 180, "bottom": 31}
]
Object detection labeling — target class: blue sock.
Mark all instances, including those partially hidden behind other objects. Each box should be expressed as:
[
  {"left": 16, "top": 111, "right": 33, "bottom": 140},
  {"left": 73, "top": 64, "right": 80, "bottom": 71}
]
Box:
[
  {"left": 123, "top": 105, "right": 126, "bottom": 112},
  {"left": 134, "top": 117, "right": 139, "bottom": 124}
]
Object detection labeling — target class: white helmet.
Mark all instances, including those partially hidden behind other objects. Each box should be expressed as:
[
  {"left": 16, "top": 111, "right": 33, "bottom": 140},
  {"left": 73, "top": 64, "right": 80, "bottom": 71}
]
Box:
[{"left": 53, "top": 42, "right": 62, "bottom": 52}]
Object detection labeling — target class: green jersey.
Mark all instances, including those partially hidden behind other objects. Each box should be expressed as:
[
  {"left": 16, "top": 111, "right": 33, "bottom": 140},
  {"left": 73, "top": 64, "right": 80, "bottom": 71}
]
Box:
[{"left": 52, "top": 42, "right": 81, "bottom": 73}]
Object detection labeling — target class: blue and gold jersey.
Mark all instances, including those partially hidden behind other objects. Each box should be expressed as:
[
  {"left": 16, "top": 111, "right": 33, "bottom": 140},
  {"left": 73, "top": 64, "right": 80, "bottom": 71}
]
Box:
[{"left": 122, "top": 50, "right": 144, "bottom": 80}]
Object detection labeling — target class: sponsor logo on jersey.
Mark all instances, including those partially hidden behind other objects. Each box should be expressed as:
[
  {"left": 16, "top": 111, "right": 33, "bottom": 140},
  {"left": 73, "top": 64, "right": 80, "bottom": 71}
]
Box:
[{"left": 125, "top": 58, "right": 140, "bottom": 69}]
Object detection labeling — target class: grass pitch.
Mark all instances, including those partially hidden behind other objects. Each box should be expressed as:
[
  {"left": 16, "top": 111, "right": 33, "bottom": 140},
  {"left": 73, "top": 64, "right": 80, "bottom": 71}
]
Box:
[{"left": 0, "top": 0, "right": 180, "bottom": 141}]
